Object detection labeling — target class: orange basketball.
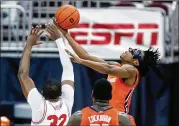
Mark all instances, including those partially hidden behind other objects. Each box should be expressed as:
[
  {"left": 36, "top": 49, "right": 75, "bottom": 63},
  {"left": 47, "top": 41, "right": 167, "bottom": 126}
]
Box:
[{"left": 55, "top": 5, "right": 80, "bottom": 29}]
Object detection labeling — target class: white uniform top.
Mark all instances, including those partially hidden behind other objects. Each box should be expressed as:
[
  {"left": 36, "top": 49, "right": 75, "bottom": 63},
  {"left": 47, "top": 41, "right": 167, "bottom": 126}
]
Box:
[{"left": 27, "top": 84, "right": 74, "bottom": 125}]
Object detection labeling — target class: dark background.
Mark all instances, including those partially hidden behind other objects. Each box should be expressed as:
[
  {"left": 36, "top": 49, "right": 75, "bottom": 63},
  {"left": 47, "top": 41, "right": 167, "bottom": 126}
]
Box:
[{"left": 0, "top": 57, "right": 178, "bottom": 126}]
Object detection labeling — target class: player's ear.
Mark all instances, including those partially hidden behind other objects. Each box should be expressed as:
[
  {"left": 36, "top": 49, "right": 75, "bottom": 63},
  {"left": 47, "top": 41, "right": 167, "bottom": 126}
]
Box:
[{"left": 133, "top": 60, "right": 139, "bottom": 66}]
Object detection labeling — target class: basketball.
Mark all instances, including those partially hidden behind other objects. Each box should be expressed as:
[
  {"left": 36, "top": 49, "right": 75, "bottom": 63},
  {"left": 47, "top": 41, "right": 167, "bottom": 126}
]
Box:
[{"left": 55, "top": 5, "right": 80, "bottom": 29}]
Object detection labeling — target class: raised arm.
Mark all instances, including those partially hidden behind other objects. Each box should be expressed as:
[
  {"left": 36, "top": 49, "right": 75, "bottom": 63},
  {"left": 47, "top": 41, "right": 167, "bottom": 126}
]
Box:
[
  {"left": 45, "top": 23, "right": 74, "bottom": 88},
  {"left": 67, "top": 50, "right": 136, "bottom": 79},
  {"left": 17, "top": 25, "right": 43, "bottom": 99},
  {"left": 46, "top": 23, "right": 74, "bottom": 112},
  {"left": 53, "top": 18, "right": 106, "bottom": 63}
]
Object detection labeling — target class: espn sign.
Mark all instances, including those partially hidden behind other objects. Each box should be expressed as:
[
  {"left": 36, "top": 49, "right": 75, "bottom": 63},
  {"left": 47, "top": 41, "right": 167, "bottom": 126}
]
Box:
[
  {"left": 66, "top": 8, "right": 164, "bottom": 59},
  {"left": 69, "top": 23, "right": 159, "bottom": 46}
]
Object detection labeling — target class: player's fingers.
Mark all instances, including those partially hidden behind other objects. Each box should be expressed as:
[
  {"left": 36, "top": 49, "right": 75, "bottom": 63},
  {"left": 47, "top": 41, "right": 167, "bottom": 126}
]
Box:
[
  {"left": 49, "top": 23, "right": 56, "bottom": 31},
  {"left": 31, "top": 26, "right": 35, "bottom": 34},
  {"left": 30, "top": 26, "right": 34, "bottom": 34},
  {"left": 46, "top": 28, "right": 53, "bottom": 36},
  {"left": 38, "top": 30, "right": 44, "bottom": 37},
  {"left": 33, "top": 25, "right": 39, "bottom": 34},
  {"left": 36, "top": 41, "right": 43, "bottom": 45},
  {"left": 53, "top": 17, "right": 58, "bottom": 26},
  {"left": 47, "top": 23, "right": 55, "bottom": 32},
  {"left": 51, "top": 23, "right": 58, "bottom": 30},
  {"left": 65, "top": 49, "right": 73, "bottom": 56},
  {"left": 70, "top": 57, "right": 76, "bottom": 63},
  {"left": 45, "top": 33, "right": 52, "bottom": 39},
  {"left": 36, "top": 25, "right": 42, "bottom": 34},
  {"left": 45, "top": 24, "right": 53, "bottom": 34}
]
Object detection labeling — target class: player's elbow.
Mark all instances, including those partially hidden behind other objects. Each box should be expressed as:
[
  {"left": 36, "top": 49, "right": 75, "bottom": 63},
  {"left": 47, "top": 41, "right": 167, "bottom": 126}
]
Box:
[{"left": 17, "top": 71, "right": 28, "bottom": 80}]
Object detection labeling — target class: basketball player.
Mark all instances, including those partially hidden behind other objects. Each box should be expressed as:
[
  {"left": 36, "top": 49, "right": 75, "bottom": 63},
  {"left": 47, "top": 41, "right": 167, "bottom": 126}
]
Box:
[
  {"left": 54, "top": 18, "right": 160, "bottom": 114},
  {"left": 17, "top": 24, "right": 74, "bottom": 125},
  {"left": 67, "top": 78, "right": 135, "bottom": 126}
]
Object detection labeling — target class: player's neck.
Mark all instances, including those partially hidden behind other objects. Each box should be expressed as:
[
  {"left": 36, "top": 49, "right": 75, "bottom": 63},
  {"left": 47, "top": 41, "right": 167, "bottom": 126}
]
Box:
[
  {"left": 93, "top": 100, "right": 109, "bottom": 105},
  {"left": 121, "top": 61, "right": 133, "bottom": 66},
  {"left": 92, "top": 100, "right": 111, "bottom": 111},
  {"left": 48, "top": 98, "right": 60, "bottom": 102}
]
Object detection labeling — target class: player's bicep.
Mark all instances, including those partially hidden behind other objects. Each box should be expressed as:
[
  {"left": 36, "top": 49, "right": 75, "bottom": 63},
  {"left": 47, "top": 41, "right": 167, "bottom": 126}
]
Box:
[
  {"left": 27, "top": 88, "right": 46, "bottom": 123},
  {"left": 27, "top": 88, "right": 44, "bottom": 110},
  {"left": 18, "top": 75, "right": 35, "bottom": 99},
  {"left": 61, "top": 84, "right": 74, "bottom": 111},
  {"left": 86, "top": 55, "right": 106, "bottom": 63}
]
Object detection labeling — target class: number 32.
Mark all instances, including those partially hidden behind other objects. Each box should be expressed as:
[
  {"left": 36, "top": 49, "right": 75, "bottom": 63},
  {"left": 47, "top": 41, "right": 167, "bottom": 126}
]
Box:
[{"left": 47, "top": 114, "right": 67, "bottom": 126}]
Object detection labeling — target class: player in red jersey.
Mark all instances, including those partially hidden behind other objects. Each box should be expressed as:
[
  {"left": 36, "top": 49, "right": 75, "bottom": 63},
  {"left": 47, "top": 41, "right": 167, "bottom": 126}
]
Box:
[
  {"left": 17, "top": 24, "right": 75, "bottom": 125},
  {"left": 67, "top": 78, "right": 135, "bottom": 126}
]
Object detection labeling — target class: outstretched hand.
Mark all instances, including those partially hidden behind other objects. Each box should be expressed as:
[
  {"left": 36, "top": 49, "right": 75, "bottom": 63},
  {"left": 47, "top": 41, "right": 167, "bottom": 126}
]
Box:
[
  {"left": 52, "top": 17, "right": 68, "bottom": 35},
  {"left": 45, "top": 22, "right": 63, "bottom": 40},
  {"left": 27, "top": 25, "right": 43, "bottom": 46},
  {"left": 65, "top": 49, "right": 82, "bottom": 64}
]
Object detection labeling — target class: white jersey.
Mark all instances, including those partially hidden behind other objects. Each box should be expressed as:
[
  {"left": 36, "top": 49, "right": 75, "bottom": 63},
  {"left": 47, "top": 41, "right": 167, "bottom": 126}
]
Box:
[{"left": 27, "top": 85, "right": 74, "bottom": 125}]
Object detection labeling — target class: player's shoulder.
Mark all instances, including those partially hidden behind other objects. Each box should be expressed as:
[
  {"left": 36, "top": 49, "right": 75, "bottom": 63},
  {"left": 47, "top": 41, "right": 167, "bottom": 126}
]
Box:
[
  {"left": 121, "top": 64, "right": 134, "bottom": 68},
  {"left": 107, "top": 61, "right": 120, "bottom": 66},
  {"left": 70, "top": 110, "right": 82, "bottom": 121},
  {"left": 118, "top": 112, "right": 129, "bottom": 117},
  {"left": 122, "top": 64, "right": 137, "bottom": 74},
  {"left": 72, "top": 110, "right": 82, "bottom": 116},
  {"left": 118, "top": 112, "right": 132, "bottom": 125},
  {"left": 67, "top": 110, "right": 82, "bottom": 126}
]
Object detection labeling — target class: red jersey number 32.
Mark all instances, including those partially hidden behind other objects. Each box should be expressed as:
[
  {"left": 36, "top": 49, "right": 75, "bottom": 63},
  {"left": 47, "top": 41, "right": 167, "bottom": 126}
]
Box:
[{"left": 47, "top": 114, "right": 67, "bottom": 126}]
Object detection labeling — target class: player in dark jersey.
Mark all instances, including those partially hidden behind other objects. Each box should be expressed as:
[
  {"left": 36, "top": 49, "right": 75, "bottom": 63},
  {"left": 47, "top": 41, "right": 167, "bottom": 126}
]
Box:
[{"left": 67, "top": 78, "right": 135, "bottom": 126}]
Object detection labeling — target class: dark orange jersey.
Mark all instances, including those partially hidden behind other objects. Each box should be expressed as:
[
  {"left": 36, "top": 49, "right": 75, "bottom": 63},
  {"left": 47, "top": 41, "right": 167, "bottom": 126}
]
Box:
[
  {"left": 81, "top": 107, "right": 119, "bottom": 126},
  {"left": 107, "top": 63, "right": 139, "bottom": 113}
]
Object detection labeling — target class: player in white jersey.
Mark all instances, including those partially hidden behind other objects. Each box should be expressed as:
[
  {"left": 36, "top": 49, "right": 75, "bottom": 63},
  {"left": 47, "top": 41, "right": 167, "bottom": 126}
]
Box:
[{"left": 17, "top": 23, "right": 74, "bottom": 125}]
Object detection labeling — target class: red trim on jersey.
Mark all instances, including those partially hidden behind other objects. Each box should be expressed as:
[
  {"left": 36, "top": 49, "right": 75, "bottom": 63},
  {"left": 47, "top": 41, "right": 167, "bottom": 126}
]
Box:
[{"left": 31, "top": 100, "right": 47, "bottom": 124}]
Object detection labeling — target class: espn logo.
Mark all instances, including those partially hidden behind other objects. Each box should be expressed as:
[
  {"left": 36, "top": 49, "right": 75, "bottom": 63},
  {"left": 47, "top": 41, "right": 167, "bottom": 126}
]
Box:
[{"left": 69, "top": 23, "right": 159, "bottom": 46}]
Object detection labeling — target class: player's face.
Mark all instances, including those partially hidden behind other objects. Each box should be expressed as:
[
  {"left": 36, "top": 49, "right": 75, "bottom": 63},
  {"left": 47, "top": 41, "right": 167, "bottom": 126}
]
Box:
[{"left": 120, "top": 48, "right": 133, "bottom": 62}]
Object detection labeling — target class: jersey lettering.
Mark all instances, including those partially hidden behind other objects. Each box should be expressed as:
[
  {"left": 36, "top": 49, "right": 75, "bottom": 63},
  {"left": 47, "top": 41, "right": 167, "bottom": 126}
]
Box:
[{"left": 88, "top": 115, "right": 112, "bottom": 123}]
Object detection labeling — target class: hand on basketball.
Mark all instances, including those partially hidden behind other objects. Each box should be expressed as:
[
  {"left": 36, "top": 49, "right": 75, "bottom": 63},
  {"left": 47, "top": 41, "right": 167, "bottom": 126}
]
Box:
[
  {"left": 27, "top": 25, "right": 43, "bottom": 46},
  {"left": 52, "top": 17, "right": 68, "bottom": 35},
  {"left": 45, "top": 23, "right": 63, "bottom": 40},
  {"left": 65, "top": 49, "right": 82, "bottom": 64}
]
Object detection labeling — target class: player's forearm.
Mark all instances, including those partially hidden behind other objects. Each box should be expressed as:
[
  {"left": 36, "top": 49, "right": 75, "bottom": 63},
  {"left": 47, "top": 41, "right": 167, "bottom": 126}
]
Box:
[
  {"left": 18, "top": 43, "right": 32, "bottom": 76},
  {"left": 55, "top": 38, "right": 74, "bottom": 82},
  {"left": 64, "top": 33, "right": 106, "bottom": 63},
  {"left": 80, "top": 59, "right": 110, "bottom": 74},
  {"left": 64, "top": 33, "right": 89, "bottom": 59}
]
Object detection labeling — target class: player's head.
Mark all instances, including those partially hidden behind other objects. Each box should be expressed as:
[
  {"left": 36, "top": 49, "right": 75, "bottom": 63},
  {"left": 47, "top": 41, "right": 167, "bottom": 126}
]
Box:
[
  {"left": 120, "top": 47, "right": 160, "bottom": 78},
  {"left": 120, "top": 47, "right": 142, "bottom": 66},
  {"left": 92, "top": 78, "right": 112, "bottom": 102},
  {"left": 42, "top": 79, "right": 61, "bottom": 100}
]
